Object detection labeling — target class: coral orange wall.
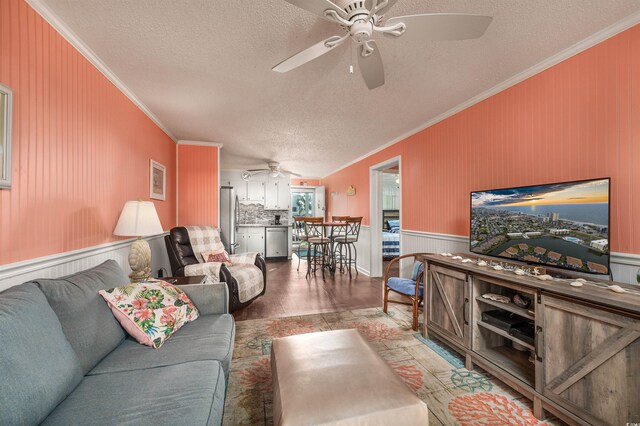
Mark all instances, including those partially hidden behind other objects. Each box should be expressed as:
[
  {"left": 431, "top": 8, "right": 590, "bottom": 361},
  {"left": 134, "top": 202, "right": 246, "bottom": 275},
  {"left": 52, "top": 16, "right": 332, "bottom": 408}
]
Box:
[
  {"left": 291, "top": 178, "right": 322, "bottom": 186},
  {"left": 0, "top": 0, "right": 176, "bottom": 265},
  {"left": 323, "top": 24, "right": 640, "bottom": 254},
  {"left": 177, "top": 145, "right": 219, "bottom": 227}
]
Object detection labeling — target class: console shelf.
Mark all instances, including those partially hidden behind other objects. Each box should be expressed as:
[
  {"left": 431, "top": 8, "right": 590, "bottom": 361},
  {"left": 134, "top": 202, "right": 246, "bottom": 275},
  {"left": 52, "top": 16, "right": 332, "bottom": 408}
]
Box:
[
  {"left": 476, "top": 320, "right": 535, "bottom": 351},
  {"left": 475, "top": 296, "right": 534, "bottom": 320},
  {"left": 476, "top": 346, "right": 534, "bottom": 387}
]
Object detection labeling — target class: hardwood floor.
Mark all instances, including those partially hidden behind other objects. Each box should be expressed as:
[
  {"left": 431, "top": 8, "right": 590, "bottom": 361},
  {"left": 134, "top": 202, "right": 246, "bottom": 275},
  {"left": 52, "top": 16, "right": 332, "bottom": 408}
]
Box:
[{"left": 233, "top": 256, "right": 384, "bottom": 321}]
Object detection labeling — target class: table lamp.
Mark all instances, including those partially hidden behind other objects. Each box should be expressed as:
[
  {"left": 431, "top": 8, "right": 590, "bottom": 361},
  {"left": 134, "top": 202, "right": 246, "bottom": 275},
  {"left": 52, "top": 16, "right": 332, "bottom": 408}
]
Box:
[{"left": 114, "top": 201, "right": 164, "bottom": 282}]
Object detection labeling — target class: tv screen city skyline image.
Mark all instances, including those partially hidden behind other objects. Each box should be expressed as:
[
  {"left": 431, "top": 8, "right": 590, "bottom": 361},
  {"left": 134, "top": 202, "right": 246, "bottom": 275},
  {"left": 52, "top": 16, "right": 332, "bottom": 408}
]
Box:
[{"left": 470, "top": 178, "right": 610, "bottom": 274}]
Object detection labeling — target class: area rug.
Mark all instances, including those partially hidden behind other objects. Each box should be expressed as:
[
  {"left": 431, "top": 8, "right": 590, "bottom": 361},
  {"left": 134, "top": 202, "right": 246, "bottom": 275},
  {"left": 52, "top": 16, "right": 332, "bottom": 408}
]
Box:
[{"left": 222, "top": 305, "right": 561, "bottom": 425}]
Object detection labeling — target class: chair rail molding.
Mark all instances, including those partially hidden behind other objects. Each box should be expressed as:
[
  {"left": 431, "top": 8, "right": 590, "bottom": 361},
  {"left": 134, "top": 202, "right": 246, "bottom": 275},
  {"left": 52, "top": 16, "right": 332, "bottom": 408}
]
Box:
[
  {"left": 0, "top": 234, "right": 170, "bottom": 292},
  {"left": 400, "top": 229, "right": 640, "bottom": 285}
]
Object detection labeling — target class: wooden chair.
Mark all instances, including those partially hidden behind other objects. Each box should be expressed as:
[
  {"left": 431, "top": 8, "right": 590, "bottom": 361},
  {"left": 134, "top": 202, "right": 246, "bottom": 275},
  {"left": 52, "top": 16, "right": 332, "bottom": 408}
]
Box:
[
  {"left": 303, "top": 217, "right": 331, "bottom": 279},
  {"left": 293, "top": 216, "right": 309, "bottom": 271},
  {"left": 383, "top": 253, "right": 429, "bottom": 331},
  {"left": 332, "top": 215, "right": 350, "bottom": 222}
]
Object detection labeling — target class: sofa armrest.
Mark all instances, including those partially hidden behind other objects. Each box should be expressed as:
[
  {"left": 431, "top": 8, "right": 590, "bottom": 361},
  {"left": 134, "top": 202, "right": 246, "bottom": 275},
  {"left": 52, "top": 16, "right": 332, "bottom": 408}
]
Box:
[{"left": 180, "top": 282, "right": 229, "bottom": 315}]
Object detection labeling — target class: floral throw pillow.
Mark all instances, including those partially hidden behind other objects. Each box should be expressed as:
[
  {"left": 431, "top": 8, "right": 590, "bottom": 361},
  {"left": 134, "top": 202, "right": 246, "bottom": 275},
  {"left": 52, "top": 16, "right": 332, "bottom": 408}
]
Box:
[{"left": 99, "top": 281, "right": 199, "bottom": 349}]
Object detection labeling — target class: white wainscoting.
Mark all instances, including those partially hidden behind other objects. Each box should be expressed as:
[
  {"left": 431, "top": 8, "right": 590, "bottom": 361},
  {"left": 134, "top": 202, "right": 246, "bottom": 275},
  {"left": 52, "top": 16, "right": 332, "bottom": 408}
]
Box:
[
  {"left": 354, "top": 225, "right": 371, "bottom": 276},
  {"left": 400, "top": 229, "right": 640, "bottom": 285},
  {"left": 0, "top": 234, "right": 171, "bottom": 292}
]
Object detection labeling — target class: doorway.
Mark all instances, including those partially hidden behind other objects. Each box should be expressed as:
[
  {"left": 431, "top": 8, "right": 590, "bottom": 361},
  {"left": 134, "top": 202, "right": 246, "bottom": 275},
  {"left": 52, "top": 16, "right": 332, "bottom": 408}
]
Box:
[{"left": 369, "top": 156, "right": 401, "bottom": 277}]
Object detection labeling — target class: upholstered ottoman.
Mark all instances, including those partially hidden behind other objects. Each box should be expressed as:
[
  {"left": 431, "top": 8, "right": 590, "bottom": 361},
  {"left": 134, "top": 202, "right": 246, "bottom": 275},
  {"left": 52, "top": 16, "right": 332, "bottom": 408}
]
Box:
[{"left": 271, "top": 329, "right": 430, "bottom": 425}]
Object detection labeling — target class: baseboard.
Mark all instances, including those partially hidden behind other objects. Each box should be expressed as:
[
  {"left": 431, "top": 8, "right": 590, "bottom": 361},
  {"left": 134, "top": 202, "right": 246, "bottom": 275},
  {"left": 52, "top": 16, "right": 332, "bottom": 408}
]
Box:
[
  {"left": 356, "top": 266, "right": 371, "bottom": 276},
  {"left": 0, "top": 233, "right": 170, "bottom": 292}
]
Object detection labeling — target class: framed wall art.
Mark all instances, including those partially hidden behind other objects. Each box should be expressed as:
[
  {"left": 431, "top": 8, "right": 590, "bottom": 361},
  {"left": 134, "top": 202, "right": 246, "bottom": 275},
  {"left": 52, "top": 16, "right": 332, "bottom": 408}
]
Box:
[
  {"left": 0, "top": 83, "right": 13, "bottom": 189},
  {"left": 150, "top": 159, "right": 166, "bottom": 200}
]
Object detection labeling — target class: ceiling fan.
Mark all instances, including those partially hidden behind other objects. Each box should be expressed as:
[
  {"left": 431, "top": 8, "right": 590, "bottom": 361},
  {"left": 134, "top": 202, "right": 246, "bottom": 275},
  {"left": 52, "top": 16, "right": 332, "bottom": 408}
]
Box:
[
  {"left": 241, "top": 162, "right": 301, "bottom": 180},
  {"left": 273, "top": 0, "right": 492, "bottom": 89}
]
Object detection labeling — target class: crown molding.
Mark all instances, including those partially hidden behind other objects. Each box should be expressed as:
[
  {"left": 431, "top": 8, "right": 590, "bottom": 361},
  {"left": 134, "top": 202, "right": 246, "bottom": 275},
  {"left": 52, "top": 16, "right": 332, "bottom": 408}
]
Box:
[
  {"left": 177, "top": 140, "right": 224, "bottom": 148},
  {"left": 322, "top": 12, "right": 640, "bottom": 178},
  {"left": 26, "top": 0, "right": 177, "bottom": 142}
]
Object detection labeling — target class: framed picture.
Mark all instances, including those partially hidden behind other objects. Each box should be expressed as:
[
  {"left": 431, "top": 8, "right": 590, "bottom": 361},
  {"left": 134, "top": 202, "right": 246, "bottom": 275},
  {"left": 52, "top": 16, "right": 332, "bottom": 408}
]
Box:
[
  {"left": 150, "top": 160, "right": 166, "bottom": 200},
  {"left": 0, "top": 83, "right": 13, "bottom": 189}
]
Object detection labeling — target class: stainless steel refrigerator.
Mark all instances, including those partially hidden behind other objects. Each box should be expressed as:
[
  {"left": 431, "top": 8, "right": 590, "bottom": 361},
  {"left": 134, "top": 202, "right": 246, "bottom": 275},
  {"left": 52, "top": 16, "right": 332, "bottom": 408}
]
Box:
[{"left": 219, "top": 186, "right": 239, "bottom": 254}]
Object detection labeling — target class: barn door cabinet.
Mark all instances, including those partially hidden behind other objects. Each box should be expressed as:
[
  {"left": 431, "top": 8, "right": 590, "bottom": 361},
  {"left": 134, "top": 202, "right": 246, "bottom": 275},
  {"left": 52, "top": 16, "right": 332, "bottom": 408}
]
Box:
[
  {"left": 426, "top": 264, "right": 470, "bottom": 350},
  {"left": 422, "top": 254, "right": 640, "bottom": 426},
  {"left": 539, "top": 294, "right": 640, "bottom": 425}
]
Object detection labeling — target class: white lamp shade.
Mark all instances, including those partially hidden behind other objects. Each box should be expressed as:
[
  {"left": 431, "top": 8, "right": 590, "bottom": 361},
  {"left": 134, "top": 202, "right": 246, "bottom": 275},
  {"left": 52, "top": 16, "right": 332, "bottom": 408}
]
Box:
[{"left": 114, "top": 201, "right": 164, "bottom": 237}]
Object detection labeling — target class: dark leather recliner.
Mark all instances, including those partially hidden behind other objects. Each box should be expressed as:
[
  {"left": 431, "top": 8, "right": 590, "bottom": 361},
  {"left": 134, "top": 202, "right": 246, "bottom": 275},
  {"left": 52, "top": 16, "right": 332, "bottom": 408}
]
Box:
[{"left": 164, "top": 226, "right": 267, "bottom": 312}]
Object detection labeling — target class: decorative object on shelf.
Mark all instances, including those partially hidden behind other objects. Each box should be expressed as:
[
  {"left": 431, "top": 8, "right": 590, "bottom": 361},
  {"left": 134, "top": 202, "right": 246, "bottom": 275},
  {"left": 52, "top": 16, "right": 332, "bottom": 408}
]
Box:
[
  {"left": 477, "top": 260, "right": 488, "bottom": 267},
  {"left": 608, "top": 285, "right": 626, "bottom": 293},
  {"left": 537, "top": 274, "right": 553, "bottom": 281},
  {"left": 513, "top": 269, "right": 525, "bottom": 276},
  {"left": 0, "top": 83, "right": 13, "bottom": 189},
  {"left": 462, "top": 258, "right": 473, "bottom": 263},
  {"left": 492, "top": 265, "right": 504, "bottom": 271},
  {"left": 513, "top": 294, "right": 531, "bottom": 308},
  {"left": 150, "top": 160, "right": 166, "bottom": 200},
  {"left": 346, "top": 185, "right": 356, "bottom": 196},
  {"left": 114, "top": 200, "right": 164, "bottom": 282},
  {"left": 482, "top": 293, "right": 510, "bottom": 304},
  {"left": 452, "top": 256, "right": 463, "bottom": 260},
  {"left": 570, "top": 281, "right": 583, "bottom": 287}
]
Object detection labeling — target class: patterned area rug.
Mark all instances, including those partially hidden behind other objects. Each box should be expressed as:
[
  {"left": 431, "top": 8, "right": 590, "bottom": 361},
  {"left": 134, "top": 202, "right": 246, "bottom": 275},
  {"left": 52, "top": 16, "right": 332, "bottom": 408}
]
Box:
[{"left": 222, "top": 305, "right": 561, "bottom": 425}]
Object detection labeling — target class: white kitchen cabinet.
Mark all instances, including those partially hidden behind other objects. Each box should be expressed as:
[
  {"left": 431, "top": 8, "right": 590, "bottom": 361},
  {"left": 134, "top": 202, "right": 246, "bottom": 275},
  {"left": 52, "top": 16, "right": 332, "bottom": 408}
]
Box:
[
  {"left": 236, "top": 232, "right": 247, "bottom": 254},
  {"left": 264, "top": 179, "right": 290, "bottom": 210},
  {"left": 277, "top": 180, "right": 290, "bottom": 210},
  {"left": 236, "top": 227, "right": 265, "bottom": 256},
  {"left": 246, "top": 233, "right": 265, "bottom": 256},
  {"left": 247, "top": 181, "right": 265, "bottom": 202}
]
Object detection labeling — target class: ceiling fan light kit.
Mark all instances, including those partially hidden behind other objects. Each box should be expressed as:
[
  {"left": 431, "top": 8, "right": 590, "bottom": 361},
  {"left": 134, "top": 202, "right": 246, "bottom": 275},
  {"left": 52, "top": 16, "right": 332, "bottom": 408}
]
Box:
[{"left": 273, "top": 0, "right": 492, "bottom": 90}]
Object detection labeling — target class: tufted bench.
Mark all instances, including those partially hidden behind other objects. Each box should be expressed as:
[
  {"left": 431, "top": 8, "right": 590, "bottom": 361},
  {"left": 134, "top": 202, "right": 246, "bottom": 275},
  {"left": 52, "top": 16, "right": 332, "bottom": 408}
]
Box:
[{"left": 271, "top": 329, "right": 430, "bottom": 425}]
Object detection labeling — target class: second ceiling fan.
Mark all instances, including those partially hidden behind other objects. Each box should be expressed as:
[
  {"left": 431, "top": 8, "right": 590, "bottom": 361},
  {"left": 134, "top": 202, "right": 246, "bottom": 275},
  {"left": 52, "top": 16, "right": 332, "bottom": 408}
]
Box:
[{"left": 273, "top": 0, "right": 493, "bottom": 90}]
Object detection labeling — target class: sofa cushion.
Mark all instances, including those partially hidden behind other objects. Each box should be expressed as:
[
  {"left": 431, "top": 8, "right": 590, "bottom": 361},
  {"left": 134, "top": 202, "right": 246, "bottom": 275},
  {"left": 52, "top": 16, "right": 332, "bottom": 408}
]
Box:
[
  {"left": 42, "top": 360, "right": 226, "bottom": 426},
  {"left": 99, "top": 281, "right": 200, "bottom": 349},
  {"left": 0, "top": 283, "right": 84, "bottom": 426},
  {"left": 89, "top": 314, "right": 235, "bottom": 377},
  {"left": 34, "top": 259, "right": 128, "bottom": 373}
]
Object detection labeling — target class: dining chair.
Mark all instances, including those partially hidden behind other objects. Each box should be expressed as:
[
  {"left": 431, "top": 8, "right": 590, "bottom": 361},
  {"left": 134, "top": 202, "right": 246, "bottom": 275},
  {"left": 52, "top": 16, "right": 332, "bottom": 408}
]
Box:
[
  {"left": 293, "top": 216, "right": 309, "bottom": 271},
  {"left": 383, "top": 253, "right": 429, "bottom": 331},
  {"left": 333, "top": 216, "right": 362, "bottom": 278},
  {"left": 303, "top": 217, "right": 331, "bottom": 279}
]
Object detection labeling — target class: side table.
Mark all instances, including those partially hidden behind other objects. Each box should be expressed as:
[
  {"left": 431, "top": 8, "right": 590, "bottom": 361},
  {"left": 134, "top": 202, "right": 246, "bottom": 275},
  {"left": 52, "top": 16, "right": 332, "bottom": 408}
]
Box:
[{"left": 161, "top": 275, "right": 206, "bottom": 285}]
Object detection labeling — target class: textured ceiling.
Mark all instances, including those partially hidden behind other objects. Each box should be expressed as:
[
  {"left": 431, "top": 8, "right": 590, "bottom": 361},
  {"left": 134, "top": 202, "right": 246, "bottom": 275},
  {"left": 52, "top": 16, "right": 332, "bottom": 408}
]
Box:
[{"left": 41, "top": 0, "right": 640, "bottom": 177}]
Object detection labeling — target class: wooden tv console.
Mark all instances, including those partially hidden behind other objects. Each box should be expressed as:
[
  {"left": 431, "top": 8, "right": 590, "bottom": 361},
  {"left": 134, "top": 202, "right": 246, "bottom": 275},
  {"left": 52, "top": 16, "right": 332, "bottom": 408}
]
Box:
[{"left": 421, "top": 254, "right": 640, "bottom": 426}]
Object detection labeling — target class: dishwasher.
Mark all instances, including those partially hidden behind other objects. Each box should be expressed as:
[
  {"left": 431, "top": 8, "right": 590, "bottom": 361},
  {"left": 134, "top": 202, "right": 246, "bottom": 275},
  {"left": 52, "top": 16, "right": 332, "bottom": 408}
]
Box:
[{"left": 265, "top": 227, "right": 288, "bottom": 260}]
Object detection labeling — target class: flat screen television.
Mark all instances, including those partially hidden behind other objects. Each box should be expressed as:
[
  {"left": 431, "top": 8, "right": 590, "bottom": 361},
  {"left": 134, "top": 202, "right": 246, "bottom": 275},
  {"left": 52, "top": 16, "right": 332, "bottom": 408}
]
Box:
[{"left": 470, "top": 178, "right": 610, "bottom": 275}]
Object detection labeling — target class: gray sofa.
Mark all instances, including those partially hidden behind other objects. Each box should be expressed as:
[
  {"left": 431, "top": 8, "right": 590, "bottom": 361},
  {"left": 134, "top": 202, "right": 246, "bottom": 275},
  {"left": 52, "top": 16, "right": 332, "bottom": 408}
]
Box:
[{"left": 0, "top": 260, "right": 235, "bottom": 425}]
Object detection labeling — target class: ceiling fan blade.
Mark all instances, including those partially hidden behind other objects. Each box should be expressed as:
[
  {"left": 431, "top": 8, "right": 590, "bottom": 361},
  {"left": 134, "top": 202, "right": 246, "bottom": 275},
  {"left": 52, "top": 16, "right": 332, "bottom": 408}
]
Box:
[
  {"left": 358, "top": 41, "right": 385, "bottom": 90},
  {"left": 281, "top": 169, "right": 302, "bottom": 177},
  {"left": 366, "top": 0, "right": 399, "bottom": 17},
  {"left": 384, "top": 14, "right": 492, "bottom": 42},
  {"left": 246, "top": 169, "right": 269, "bottom": 172},
  {"left": 283, "top": 0, "right": 348, "bottom": 21},
  {"left": 273, "top": 36, "right": 345, "bottom": 73}
]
